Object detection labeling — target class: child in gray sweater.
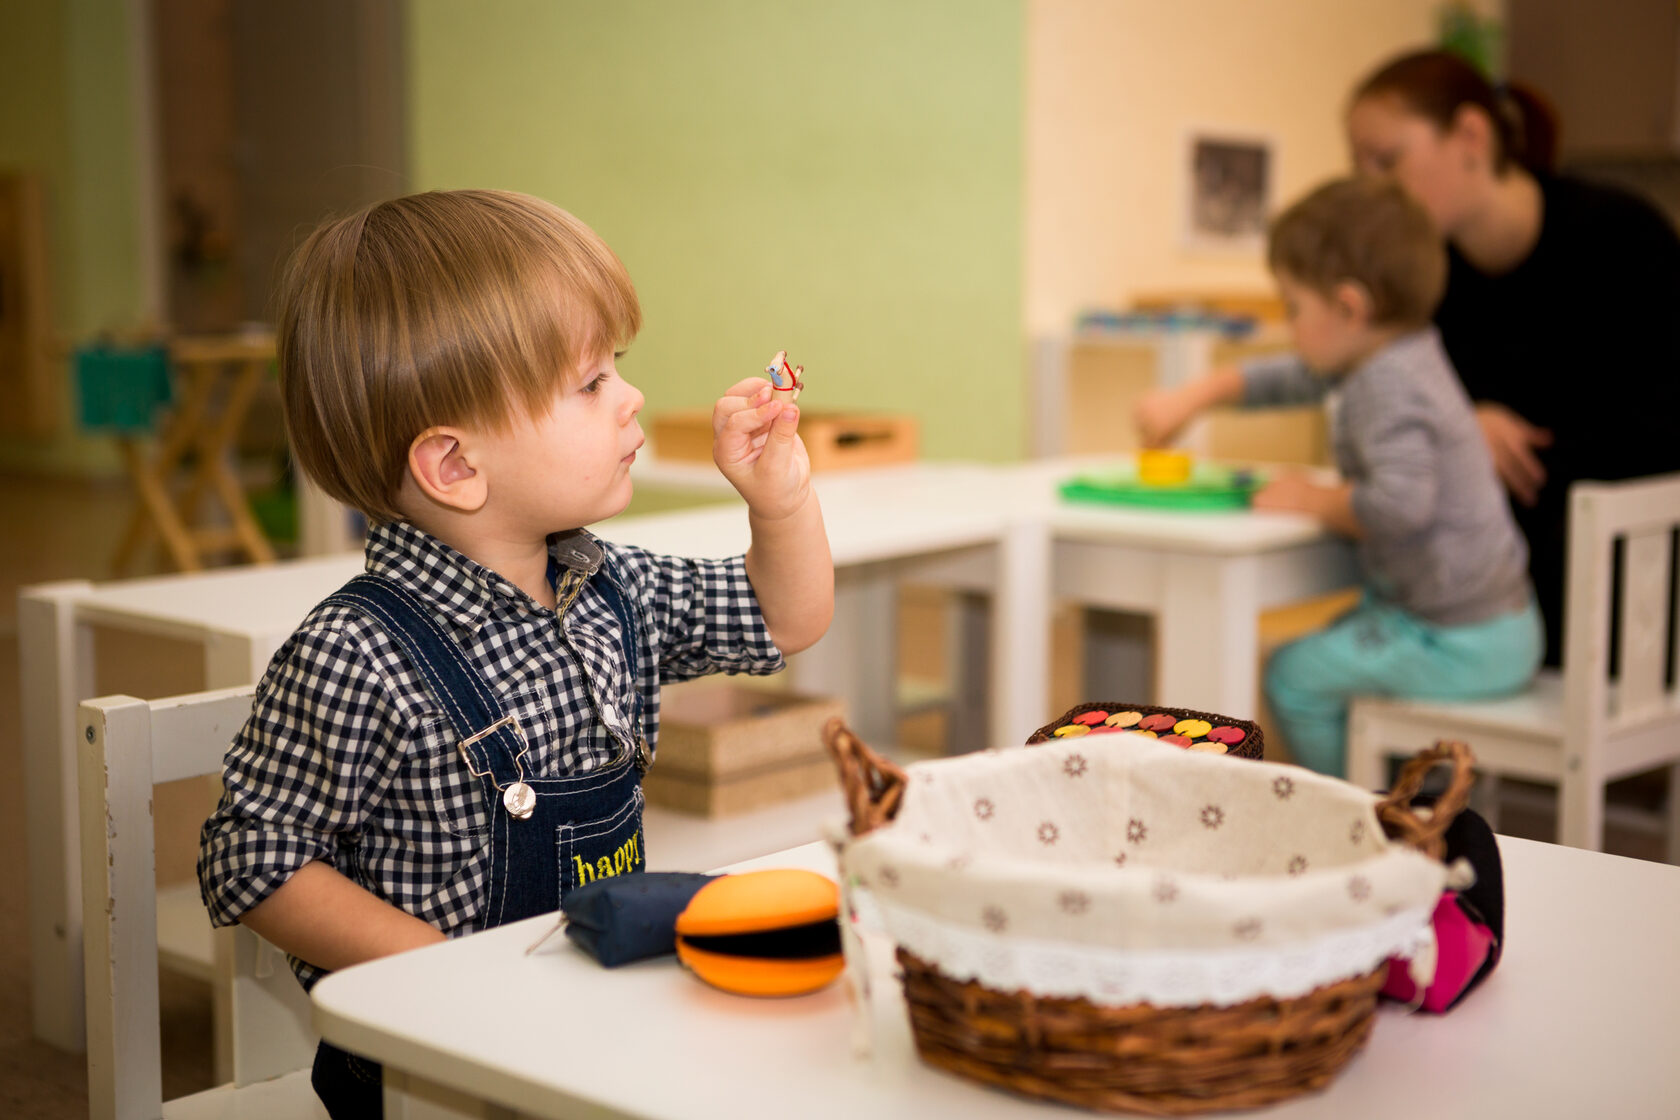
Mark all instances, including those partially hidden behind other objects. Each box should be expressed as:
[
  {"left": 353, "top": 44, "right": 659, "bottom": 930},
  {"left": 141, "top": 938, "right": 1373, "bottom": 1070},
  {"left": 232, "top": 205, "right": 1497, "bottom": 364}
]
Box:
[{"left": 1136, "top": 177, "right": 1541, "bottom": 777}]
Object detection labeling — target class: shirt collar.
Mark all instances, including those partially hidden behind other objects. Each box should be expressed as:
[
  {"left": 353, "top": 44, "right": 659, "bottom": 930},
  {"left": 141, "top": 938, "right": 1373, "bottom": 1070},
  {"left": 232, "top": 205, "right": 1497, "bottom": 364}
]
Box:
[{"left": 363, "top": 521, "right": 604, "bottom": 632}]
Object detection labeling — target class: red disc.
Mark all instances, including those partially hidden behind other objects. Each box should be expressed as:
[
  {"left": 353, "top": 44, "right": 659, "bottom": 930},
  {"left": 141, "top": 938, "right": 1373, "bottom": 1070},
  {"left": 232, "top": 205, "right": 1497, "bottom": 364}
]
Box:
[
  {"left": 1161, "top": 734, "right": 1193, "bottom": 747},
  {"left": 1071, "top": 710, "right": 1109, "bottom": 725},
  {"left": 1138, "top": 713, "right": 1177, "bottom": 732},
  {"left": 1206, "top": 725, "right": 1246, "bottom": 744}
]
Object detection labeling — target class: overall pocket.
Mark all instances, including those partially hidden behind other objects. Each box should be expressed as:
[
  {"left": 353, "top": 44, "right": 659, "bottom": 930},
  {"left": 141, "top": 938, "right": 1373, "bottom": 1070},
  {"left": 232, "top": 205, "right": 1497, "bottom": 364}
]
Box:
[
  {"left": 417, "top": 687, "right": 555, "bottom": 837},
  {"left": 556, "top": 786, "right": 646, "bottom": 906}
]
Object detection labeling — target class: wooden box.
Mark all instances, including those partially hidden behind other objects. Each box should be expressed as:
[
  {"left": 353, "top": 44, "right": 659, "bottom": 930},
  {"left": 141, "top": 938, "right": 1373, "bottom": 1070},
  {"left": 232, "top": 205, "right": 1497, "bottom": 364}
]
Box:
[
  {"left": 645, "top": 680, "right": 846, "bottom": 816},
  {"left": 650, "top": 410, "right": 918, "bottom": 472}
]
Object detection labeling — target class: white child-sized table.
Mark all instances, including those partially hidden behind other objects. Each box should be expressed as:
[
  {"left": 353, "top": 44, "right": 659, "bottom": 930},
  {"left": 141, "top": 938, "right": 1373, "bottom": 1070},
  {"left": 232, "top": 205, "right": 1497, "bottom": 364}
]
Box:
[
  {"left": 17, "top": 481, "right": 1034, "bottom": 1052},
  {"left": 20, "top": 457, "right": 1357, "bottom": 1052},
  {"left": 1000, "top": 456, "right": 1358, "bottom": 716},
  {"left": 312, "top": 834, "right": 1680, "bottom": 1120}
]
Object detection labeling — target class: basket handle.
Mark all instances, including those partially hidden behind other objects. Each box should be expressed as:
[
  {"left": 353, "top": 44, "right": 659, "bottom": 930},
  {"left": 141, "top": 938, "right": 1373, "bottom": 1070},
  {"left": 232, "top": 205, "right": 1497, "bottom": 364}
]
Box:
[
  {"left": 1374, "top": 739, "right": 1476, "bottom": 862},
  {"left": 824, "top": 718, "right": 908, "bottom": 837}
]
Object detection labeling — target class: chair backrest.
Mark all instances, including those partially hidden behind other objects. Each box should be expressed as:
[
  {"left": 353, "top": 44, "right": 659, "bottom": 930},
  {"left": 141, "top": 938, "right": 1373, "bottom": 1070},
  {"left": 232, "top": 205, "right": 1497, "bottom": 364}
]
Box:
[
  {"left": 78, "top": 687, "right": 317, "bottom": 1120},
  {"left": 1562, "top": 473, "right": 1680, "bottom": 752}
]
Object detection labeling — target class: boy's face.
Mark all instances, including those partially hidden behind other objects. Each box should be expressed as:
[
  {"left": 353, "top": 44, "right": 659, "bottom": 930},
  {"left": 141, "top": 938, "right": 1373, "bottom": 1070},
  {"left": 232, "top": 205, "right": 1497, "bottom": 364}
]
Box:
[
  {"left": 481, "top": 351, "right": 646, "bottom": 533},
  {"left": 1276, "top": 272, "right": 1371, "bottom": 375}
]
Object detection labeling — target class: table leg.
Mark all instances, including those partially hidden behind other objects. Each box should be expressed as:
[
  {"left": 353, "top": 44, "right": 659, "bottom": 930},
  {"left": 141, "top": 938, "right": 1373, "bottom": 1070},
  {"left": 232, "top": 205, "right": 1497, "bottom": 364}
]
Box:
[
  {"left": 1156, "top": 552, "right": 1262, "bottom": 717},
  {"left": 1082, "top": 610, "right": 1153, "bottom": 707},
  {"left": 992, "top": 524, "right": 1051, "bottom": 746},
  {"left": 297, "top": 471, "right": 358, "bottom": 556},
  {"left": 787, "top": 566, "right": 898, "bottom": 747},
  {"left": 946, "top": 591, "right": 988, "bottom": 752},
  {"left": 18, "top": 581, "right": 95, "bottom": 1051}
]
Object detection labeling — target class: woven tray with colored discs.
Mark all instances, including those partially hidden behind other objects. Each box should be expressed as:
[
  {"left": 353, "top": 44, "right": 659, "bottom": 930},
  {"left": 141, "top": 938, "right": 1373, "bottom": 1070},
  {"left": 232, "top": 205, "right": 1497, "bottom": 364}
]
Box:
[
  {"left": 1059, "top": 464, "right": 1262, "bottom": 512},
  {"left": 1027, "top": 701, "right": 1263, "bottom": 759}
]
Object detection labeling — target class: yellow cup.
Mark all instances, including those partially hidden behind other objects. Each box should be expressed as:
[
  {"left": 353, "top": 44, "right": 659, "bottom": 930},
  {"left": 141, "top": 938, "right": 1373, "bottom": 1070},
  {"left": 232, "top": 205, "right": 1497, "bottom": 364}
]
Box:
[{"left": 1137, "top": 449, "right": 1192, "bottom": 485}]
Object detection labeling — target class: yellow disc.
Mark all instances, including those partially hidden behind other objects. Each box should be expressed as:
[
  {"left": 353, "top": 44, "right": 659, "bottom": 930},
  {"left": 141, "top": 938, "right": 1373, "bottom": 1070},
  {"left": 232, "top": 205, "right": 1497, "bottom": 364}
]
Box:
[
  {"left": 1104, "top": 711, "right": 1143, "bottom": 728},
  {"left": 1052, "top": 723, "right": 1090, "bottom": 737},
  {"left": 1173, "top": 718, "right": 1212, "bottom": 738},
  {"left": 1137, "top": 449, "right": 1192, "bottom": 485}
]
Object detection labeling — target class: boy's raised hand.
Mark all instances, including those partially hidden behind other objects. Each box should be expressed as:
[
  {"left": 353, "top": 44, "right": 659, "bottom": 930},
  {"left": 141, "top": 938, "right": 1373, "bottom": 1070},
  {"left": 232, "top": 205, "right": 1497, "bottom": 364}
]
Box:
[{"left": 712, "top": 377, "right": 811, "bottom": 519}]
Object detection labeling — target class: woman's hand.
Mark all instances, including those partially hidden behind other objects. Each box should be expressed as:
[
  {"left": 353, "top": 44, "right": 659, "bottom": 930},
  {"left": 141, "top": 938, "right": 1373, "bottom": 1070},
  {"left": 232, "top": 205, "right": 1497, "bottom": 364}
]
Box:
[
  {"left": 712, "top": 377, "right": 811, "bottom": 520},
  {"left": 1476, "top": 403, "right": 1552, "bottom": 506}
]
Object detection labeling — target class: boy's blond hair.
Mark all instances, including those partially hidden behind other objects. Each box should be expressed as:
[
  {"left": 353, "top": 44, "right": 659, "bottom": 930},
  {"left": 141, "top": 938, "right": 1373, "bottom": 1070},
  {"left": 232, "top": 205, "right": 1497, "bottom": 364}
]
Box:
[
  {"left": 276, "top": 189, "right": 641, "bottom": 523},
  {"left": 1268, "top": 177, "right": 1445, "bottom": 328}
]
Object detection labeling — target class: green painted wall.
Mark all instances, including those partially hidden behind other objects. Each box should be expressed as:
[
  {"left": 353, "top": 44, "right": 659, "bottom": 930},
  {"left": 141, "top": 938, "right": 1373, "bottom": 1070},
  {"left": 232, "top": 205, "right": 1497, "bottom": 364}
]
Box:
[
  {"left": 0, "top": 0, "right": 144, "bottom": 474},
  {"left": 408, "top": 0, "right": 1024, "bottom": 461}
]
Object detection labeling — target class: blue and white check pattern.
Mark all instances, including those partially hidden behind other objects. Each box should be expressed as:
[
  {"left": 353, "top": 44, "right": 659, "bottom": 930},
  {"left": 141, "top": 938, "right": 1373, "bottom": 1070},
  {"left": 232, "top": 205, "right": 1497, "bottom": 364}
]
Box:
[{"left": 198, "top": 519, "right": 783, "bottom": 988}]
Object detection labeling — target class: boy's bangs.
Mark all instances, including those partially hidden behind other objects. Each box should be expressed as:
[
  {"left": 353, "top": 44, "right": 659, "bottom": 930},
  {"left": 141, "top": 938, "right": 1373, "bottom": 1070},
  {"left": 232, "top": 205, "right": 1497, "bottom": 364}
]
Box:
[{"left": 415, "top": 215, "right": 642, "bottom": 432}]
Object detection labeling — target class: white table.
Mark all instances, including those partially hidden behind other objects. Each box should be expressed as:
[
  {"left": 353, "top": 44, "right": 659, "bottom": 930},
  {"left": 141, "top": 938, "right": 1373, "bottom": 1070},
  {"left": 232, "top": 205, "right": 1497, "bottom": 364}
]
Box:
[
  {"left": 313, "top": 835, "right": 1680, "bottom": 1120},
  {"left": 1002, "top": 457, "right": 1357, "bottom": 715},
  {"left": 807, "top": 457, "right": 1356, "bottom": 721},
  {"left": 19, "top": 553, "right": 367, "bottom": 1051},
  {"left": 17, "top": 485, "right": 1029, "bottom": 1052},
  {"left": 21, "top": 457, "right": 1353, "bottom": 1051}
]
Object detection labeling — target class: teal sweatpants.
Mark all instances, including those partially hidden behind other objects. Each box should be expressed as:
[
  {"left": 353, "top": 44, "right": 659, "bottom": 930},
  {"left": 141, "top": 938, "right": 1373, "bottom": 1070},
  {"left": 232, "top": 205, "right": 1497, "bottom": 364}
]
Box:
[{"left": 1263, "top": 596, "right": 1544, "bottom": 778}]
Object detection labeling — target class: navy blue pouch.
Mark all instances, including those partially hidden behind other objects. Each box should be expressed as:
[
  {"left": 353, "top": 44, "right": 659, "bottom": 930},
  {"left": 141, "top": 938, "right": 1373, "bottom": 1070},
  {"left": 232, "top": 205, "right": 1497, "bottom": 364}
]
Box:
[{"left": 563, "top": 872, "right": 718, "bottom": 967}]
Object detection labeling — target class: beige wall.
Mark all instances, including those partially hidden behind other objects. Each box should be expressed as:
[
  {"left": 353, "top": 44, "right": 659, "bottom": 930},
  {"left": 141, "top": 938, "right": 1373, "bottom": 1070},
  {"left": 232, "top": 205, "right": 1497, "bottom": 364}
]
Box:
[{"left": 1025, "top": 0, "right": 1504, "bottom": 334}]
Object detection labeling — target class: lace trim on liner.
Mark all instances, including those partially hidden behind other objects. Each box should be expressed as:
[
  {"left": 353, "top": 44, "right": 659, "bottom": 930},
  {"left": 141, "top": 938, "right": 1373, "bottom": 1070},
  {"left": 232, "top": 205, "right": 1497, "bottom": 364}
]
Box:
[{"left": 868, "top": 893, "right": 1435, "bottom": 1008}]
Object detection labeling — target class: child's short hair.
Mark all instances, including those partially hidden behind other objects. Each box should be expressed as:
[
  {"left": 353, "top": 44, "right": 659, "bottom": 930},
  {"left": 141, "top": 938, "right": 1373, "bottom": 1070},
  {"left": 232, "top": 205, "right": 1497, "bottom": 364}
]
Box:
[
  {"left": 276, "top": 189, "right": 641, "bottom": 523},
  {"left": 1267, "top": 178, "right": 1445, "bottom": 328}
]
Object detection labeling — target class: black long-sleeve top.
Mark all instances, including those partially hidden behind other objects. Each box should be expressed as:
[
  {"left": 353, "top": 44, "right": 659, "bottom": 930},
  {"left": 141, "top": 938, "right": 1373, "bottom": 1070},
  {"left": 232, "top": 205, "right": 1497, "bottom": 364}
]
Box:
[{"left": 1434, "top": 175, "right": 1680, "bottom": 664}]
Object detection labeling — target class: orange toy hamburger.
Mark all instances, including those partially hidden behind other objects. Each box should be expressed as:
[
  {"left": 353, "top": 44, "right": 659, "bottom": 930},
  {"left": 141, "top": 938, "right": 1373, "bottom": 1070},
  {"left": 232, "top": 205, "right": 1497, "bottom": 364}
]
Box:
[{"left": 674, "top": 869, "right": 843, "bottom": 997}]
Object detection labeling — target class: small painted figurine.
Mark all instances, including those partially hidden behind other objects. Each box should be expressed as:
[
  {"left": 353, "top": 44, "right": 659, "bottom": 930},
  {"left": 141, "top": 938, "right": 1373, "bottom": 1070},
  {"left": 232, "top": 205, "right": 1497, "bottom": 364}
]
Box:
[{"left": 765, "top": 350, "right": 804, "bottom": 402}]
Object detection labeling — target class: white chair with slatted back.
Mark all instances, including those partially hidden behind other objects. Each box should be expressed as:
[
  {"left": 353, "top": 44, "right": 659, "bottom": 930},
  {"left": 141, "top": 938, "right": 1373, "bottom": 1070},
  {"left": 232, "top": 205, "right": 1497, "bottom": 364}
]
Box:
[
  {"left": 78, "top": 687, "right": 325, "bottom": 1119},
  {"left": 1348, "top": 473, "right": 1680, "bottom": 859}
]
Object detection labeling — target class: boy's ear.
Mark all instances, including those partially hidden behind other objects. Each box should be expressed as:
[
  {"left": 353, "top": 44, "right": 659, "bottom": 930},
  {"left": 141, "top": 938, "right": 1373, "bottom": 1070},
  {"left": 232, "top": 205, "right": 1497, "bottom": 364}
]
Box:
[
  {"left": 407, "top": 427, "right": 487, "bottom": 513},
  {"left": 1331, "top": 280, "right": 1374, "bottom": 324}
]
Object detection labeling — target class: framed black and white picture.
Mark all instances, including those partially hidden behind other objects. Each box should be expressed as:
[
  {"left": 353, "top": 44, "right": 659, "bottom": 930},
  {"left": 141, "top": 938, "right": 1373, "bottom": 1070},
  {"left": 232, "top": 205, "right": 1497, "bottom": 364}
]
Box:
[{"left": 1183, "top": 132, "right": 1273, "bottom": 252}]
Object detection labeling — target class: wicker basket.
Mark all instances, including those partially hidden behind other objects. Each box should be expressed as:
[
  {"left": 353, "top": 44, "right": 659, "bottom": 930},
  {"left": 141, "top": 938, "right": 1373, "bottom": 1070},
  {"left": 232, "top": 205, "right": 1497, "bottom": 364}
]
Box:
[
  {"left": 1027, "top": 701, "right": 1264, "bottom": 760},
  {"left": 826, "top": 719, "right": 1471, "bottom": 1116}
]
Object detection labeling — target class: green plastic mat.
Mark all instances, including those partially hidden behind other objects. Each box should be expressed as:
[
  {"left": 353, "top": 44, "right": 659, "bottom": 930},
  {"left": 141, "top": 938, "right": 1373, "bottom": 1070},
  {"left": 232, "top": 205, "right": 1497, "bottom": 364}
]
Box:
[{"left": 1059, "top": 464, "right": 1263, "bottom": 512}]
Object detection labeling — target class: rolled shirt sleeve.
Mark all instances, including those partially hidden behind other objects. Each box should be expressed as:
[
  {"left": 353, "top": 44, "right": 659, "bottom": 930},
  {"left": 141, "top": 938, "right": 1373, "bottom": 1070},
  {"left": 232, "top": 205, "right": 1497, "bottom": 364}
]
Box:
[
  {"left": 197, "top": 620, "right": 406, "bottom": 927},
  {"left": 605, "top": 542, "right": 785, "bottom": 683}
]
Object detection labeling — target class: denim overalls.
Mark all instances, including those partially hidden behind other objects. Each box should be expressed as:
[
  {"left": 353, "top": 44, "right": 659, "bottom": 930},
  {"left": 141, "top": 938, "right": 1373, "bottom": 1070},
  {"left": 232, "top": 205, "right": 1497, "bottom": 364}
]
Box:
[{"left": 310, "top": 559, "right": 648, "bottom": 1117}]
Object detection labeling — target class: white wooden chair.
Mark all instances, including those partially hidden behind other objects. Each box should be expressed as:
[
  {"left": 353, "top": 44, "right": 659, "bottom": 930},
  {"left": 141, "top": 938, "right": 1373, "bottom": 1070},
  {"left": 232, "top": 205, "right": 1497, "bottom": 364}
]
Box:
[
  {"left": 1349, "top": 474, "right": 1680, "bottom": 860},
  {"left": 78, "top": 686, "right": 325, "bottom": 1119}
]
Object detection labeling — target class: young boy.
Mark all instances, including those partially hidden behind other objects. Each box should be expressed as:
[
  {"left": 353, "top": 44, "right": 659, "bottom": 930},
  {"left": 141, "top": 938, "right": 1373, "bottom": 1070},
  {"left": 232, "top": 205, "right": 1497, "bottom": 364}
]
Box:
[
  {"left": 198, "top": 189, "right": 833, "bottom": 1115},
  {"left": 1135, "top": 177, "right": 1541, "bottom": 778}
]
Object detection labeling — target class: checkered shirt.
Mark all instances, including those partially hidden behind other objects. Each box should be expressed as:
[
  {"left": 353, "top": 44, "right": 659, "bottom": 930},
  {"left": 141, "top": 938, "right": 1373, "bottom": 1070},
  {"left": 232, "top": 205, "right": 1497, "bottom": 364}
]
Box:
[{"left": 198, "top": 519, "right": 784, "bottom": 989}]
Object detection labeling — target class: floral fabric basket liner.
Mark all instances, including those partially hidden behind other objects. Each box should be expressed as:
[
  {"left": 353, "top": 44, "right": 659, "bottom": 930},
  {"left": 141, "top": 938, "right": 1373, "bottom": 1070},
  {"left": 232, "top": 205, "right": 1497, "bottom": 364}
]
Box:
[{"left": 825, "top": 720, "right": 1474, "bottom": 1114}]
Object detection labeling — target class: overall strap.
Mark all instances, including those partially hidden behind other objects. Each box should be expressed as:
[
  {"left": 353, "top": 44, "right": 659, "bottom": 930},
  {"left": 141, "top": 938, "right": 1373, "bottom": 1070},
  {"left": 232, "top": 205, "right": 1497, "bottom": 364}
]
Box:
[
  {"left": 590, "top": 556, "right": 644, "bottom": 732},
  {"left": 325, "top": 574, "right": 525, "bottom": 787}
]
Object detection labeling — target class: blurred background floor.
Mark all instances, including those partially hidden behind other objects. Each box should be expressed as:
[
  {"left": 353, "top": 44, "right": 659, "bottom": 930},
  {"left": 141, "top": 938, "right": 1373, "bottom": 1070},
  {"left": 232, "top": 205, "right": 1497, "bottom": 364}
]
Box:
[{"left": 0, "top": 470, "right": 1668, "bottom": 1117}]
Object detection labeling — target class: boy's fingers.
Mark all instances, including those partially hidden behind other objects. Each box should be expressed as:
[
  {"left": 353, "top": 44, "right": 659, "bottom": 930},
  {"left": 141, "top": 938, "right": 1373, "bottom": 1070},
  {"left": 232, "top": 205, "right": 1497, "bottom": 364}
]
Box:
[
  {"left": 713, "top": 386, "right": 772, "bottom": 432},
  {"left": 719, "top": 399, "right": 783, "bottom": 446},
  {"left": 753, "top": 406, "right": 800, "bottom": 472},
  {"left": 724, "top": 376, "right": 772, "bottom": 398}
]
